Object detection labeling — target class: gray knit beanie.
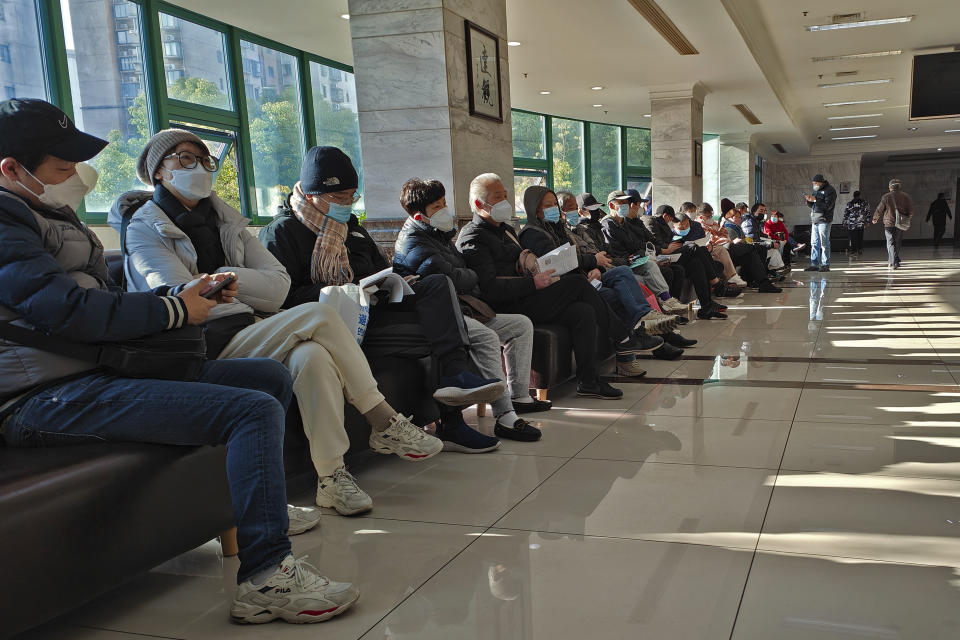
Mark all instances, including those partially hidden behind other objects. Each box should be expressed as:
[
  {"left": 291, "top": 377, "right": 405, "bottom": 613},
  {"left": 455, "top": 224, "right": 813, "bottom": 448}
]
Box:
[{"left": 137, "top": 128, "right": 209, "bottom": 186}]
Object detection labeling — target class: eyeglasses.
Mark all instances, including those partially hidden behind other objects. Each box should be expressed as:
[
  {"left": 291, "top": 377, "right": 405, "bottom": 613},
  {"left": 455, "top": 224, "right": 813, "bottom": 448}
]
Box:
[
  {"left": 321, "top": 192, "right": 361, "bottom": 206},
  {"left": 163, "top": 150, "right": 218, "bottom": 172}
]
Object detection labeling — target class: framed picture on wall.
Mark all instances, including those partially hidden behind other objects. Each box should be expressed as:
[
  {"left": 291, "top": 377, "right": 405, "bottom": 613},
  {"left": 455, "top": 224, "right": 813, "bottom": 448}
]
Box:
[
  {"left": 465, "top": 20, "right": 503, "bottom": 123},
  {"left": 839, "top": 181, "right": 851, "bottom": 194},
  {"left": 693, "top": 140, "right": 703, "bottom": 177}
]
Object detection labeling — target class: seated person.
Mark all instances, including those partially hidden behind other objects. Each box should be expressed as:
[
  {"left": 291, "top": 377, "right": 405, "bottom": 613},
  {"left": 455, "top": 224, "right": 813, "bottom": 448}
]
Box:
[
  {"left": 0, "top": 98, "right": 356, "bottom": 625},
  {"left": 595, "top": 190, "right": 690, "bottom": 315},
  {"left": 259, "top": 147, "right": 503, "bottom": 457},
  {"left": 457, "top": 173, "right": 660, "bottom": 400},
  {"left": 744, "top": 203, "right": 786, "bottom": 273},
  {"left": 680, "top": 201, "right": 746, "bottom": 287},
  {"left": 720, "top": 198, "right": 782, "bottom": 293},
  {"left": 115, "top": 131, "right": 453, "bottom": 517},
  {"left": 669, "top": 207, "right": 743, "bottom": 299},
  {"left": 644, "top": 203, "right": 728, "bottom": 319},
  {"left": 393, "top": 177, "right": 545, "bottom": 442},
  {"left": 765, "top": 207, "right": 804, "bottom": 261}
]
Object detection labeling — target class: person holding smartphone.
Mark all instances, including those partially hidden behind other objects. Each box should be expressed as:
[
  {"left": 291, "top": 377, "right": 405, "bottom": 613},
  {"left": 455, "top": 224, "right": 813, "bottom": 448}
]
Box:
[{"left": 803, "top": 173, "right": 837, "bottom": 272}]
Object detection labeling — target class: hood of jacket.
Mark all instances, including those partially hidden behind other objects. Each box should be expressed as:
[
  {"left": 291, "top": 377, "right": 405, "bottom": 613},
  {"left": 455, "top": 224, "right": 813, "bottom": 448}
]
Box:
[{"left": 522, "top": 185, "right": 551, "bottom": 221}]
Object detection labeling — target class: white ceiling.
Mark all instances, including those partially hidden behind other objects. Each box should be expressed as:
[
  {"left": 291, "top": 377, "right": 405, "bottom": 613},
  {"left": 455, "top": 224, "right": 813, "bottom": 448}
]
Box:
[{"left": 168, "top": 0, "right": 960, "bottom": 159}]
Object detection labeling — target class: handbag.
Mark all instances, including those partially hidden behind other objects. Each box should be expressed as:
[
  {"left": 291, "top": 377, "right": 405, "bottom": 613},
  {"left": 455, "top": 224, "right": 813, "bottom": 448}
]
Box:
[
  {"left": 318, "top": 283, "right": 371, "bottom": 345},
  {"left": 458, "top": 294, "right": 497, "bottom": 324},
  {"left": 894, "top": 205, "right": 911, "bottom": 231},
  {"left": 516, "top": 249, "right": 541, "bottom": 277}
]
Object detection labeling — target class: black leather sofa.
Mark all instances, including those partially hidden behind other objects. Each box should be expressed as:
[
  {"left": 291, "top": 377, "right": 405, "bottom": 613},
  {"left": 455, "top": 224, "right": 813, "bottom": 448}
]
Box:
[{"left": 792, "top": 223, "right": 848, "bottom": 252}]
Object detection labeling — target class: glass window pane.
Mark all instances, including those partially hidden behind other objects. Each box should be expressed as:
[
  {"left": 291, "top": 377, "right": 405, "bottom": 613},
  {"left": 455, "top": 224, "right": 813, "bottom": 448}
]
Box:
[
  {"left": 241, "top": 41, "right": 303, "bottom": 216},
  {"left": 551, "top": 117, "right": 584, "bottom": 195},
  {"left": 514, "top": 169, "right": 547, "bottom": 223},
  {"left": 309, "top": 61, "right": 362, "bottom": 213},
  {"left": 589, "top": 124, "right": 620, "bottom": 203},
  {"left": 625, "top": 127, "right": 651, "bottom": 168},
  {"left": 159, "top": 13, "right": 231, "bottom": 110},
  {"left": 0, "top": 0, "right": 46, "bottom": 100},
  {"left": 63, "top": 0, "right": 147, "bottom": 213},
  {"left": 511, "top": 110, "right": 545, "bottom": 159}
]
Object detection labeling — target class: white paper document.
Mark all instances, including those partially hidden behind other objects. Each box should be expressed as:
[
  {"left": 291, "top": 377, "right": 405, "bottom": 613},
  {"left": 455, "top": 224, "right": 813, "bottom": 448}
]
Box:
[
  {"left": 358, "top": 267, "right": 415, "bottom": 304},
  {"left": 536, "top": 243, "right": 578, "bottom": 276}
]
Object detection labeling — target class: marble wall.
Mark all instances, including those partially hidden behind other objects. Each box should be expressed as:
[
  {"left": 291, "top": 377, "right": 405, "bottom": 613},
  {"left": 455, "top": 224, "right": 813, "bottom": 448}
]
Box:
[
  {"left": 762, "top": 157, "right": 862, "bottom": 231},
  {"left": 650, "top": 91, "right": 704, "bottom": 208},
  {"left": 702, "top": 136, "right": 719, "bottom": 212},
  {"left": 860, "top": 165, "right": 959, "bottom": 241},
  {"left": 718, "top": 138, "right": 754, "bottom": 209}
]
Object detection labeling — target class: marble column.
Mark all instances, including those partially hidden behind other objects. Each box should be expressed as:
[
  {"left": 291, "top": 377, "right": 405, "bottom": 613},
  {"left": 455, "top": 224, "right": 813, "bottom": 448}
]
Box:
[
  {"left": 649, "top": 82, "right": 707, "bottom": 209},
  {"left": 718, "top": 134, "right": 755, "bottom": 207},
  {"left": 347, "top": 0, "right": 513, "bottom": 250}
]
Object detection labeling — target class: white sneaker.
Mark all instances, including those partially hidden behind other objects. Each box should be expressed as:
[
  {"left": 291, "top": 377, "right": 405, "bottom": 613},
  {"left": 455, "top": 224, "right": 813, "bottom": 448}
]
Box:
[
  {"left": 369, "top": 414, "right": 443, "bottom": 461},
  {"left": 231, "top": 555, "right": 359, "bottom": 624},
  {"left": 638, "top": 310, "right": 677, "bottom": 335},
  {"left": 660, "top": 298, "right": 688, "bottom": 315},
  {"left": 316, "top": 468, "right": 372, "bottom": 516},
  {"left": 728, "top": 275, "right": 748, "bottom": 287},
  {"left": 287, "top": 505, "right": 322, "bottom": 536}
]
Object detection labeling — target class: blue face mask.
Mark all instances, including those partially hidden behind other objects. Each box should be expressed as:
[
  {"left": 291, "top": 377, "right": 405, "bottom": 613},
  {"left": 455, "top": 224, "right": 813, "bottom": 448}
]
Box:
[
  {"left": 543, "top": 206, "right": 561, "bottom": 223},
  {"left": 673, "top": 226, "right": 690, "bottom": 238},
  {"left": 565, "top": 210, "right": 580, "bottom": 226},
  {"left": 325, "top": 200, "right": 353, "bottom": 223}
]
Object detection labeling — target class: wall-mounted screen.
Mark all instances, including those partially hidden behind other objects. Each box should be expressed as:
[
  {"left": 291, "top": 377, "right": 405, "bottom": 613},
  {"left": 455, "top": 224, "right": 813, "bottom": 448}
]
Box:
[{"left": 910, "top": 51, "right": 960, "bottom": 120}]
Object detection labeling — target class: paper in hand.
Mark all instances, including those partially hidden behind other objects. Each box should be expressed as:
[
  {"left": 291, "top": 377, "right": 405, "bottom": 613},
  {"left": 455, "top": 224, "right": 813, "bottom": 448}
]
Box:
[
  {"left": 358, "top": 267, "right": 415, "bottom": 304},
  {"left": 536, "top": 243, "right": 578, "bottom": 276}
]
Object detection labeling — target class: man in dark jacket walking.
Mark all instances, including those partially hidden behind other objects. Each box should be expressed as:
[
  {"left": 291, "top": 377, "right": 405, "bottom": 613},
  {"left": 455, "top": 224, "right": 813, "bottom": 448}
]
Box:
[
  {"left": 873, "top": 178, "right": 914, "bottom": 269},
  {"left": 926, "top": 192, "right": 953, "bottom": 247},
  {"left": 804, "top": 173, "right": 837, "bottom": 272}
]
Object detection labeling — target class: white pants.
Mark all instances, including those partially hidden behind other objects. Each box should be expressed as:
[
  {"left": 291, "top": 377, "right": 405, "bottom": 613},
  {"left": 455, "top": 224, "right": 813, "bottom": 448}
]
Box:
[
  {"left": 219, "top": 302, "right": 384, "bottom": 477},
  {"left": 464, "top": 314, "right": 534, "bottom": 415}
]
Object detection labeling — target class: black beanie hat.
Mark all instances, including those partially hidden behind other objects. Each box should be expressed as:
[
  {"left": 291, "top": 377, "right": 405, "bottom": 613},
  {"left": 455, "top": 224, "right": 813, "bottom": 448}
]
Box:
[{"left": 300, "top": 146, "right": 359, "bottom": 195}]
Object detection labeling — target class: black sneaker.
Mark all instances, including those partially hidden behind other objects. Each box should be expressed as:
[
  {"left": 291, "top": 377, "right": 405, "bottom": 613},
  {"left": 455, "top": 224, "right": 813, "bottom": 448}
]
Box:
[
  {"left": 803, "top": 266, "right": 820, "bottom": 272},
  {"left": 758, "top": 281, "right": 783, "bottom": 293},
  {"left": 653, "top": 342, "right": 684, "bottom": 360},
  {"left": 616, "top": 331, "right": 664, "bottom": 355},
  {"left": 819, "top": 266, "right": 830, "bottom": 272},
  {"left": 436, "top": 416, "right": 500, "bottom": 453},
  {"left": 494, "top": 418, "right": 542, "bottom": 442},
  {"left": 513, "top": 398, "right": 552, "bottom": 414},
  {"left": 712, "top": 283, "right": 743, "bottom": 298},
  {"left": 696, "top": 306, "right": 727, "bottom": 320},
  {"left": 576, "top": 380, "right": 624, "bottom": 399},
  {"left": 663, "top": 331, "right": 697, "bottom": 348}
]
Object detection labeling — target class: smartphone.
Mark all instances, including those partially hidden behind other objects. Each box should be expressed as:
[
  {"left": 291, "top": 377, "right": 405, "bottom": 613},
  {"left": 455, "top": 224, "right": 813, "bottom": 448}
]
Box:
[{"left": 201, "top": 274, "right": 236, "bottom": 299}]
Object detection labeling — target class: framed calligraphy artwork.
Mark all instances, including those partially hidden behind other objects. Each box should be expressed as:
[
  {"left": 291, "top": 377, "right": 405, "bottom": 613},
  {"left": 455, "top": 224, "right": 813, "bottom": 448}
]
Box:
[{"left": 465, "top": 20, "right": 503, "bottom": 123}]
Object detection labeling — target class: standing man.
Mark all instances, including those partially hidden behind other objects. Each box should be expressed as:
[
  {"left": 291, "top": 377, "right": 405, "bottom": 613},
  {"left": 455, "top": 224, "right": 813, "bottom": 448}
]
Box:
[
  {"left": 873, "top": 178, "right": 913, "bottom": 269},
  {"left": 842, "top": 190, "right": 870, "bottom": 256},
  {"left": 926, "top": 192, "right": 953, "bottom": 248},
  {"left": 804, "top": 173, "right": 837, "bottom": 273}
]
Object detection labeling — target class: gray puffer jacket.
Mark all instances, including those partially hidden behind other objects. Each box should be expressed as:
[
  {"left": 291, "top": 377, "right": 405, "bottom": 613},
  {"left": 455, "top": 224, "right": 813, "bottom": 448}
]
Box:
[{"left": 109, "top": 191, "right": 291, "bottom": 320}]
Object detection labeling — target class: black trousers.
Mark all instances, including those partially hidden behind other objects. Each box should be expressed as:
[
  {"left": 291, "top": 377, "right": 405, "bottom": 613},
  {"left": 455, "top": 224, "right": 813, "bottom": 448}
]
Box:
[
  {"left": 657, "top": 263, "right": 686, "bottom": 300},
  {"left": 503, "top": 274, "right": 628, "bottom": 383},
  {"left": 674, "top": 248, "right": 714, "bottom": 307},
  {"left": 727, "top": 243, "right": 770, "bottom": 284},
  {"left": 933, "top": 225, "right": 946, "bottom": 246},
  {"left": 848, "top": 228, "right": 864, "bottom": 253}
]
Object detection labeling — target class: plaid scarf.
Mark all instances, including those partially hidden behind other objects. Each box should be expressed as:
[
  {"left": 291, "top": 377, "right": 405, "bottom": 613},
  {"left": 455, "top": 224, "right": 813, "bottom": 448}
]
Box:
[{"left": 290, "top": 181, "right": 354, "bottom": 286}]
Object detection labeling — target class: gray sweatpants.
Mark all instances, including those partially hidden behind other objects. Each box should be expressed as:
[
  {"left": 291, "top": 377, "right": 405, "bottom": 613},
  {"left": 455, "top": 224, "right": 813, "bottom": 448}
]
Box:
[{"left": 465, "top": 314, "right": 534, "bottom": 416}]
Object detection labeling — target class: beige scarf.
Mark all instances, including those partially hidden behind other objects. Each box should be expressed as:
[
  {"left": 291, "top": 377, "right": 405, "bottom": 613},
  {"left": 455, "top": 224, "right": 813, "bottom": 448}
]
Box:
[{"left": 290, "top": 182, "right": 354, "bottom": 286}]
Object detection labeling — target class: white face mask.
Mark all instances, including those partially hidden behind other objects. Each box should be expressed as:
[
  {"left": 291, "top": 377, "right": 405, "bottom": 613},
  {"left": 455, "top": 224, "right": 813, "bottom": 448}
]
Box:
[
  {"left": 165, "top": 165, "right": 214, "bottom": 201},
  {"left": 428, "top": 206, "right": 455, "bottom": 232},
  {"left": 20, "top": 162, "right": 98, "bottom": 212},
  {"left": 812, "top": 184, "right": 821, "bottom": 192},
  {"left": 486, "top": 199, "right": 513, "bottom": 223}
]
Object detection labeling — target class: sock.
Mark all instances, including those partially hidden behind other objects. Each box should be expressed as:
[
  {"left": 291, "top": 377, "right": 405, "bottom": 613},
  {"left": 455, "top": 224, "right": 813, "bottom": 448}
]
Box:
[
  {"left": 512, "top": 395, "right": 533, "bottom": 404},
  {"left": 659, "top": 291, "right": 671, "bottom": 301},
  {"left": 616, "top": 354, "right": 635, "bottom": 363},
  {"left": 495, "top": 410, "right": 520, "bottom": 427},
  {"left": 363, "top": 400, "right": 397, "bottom": 433},
  {"left": 249, "top": 557, "right": 287, "bottom": 586}
]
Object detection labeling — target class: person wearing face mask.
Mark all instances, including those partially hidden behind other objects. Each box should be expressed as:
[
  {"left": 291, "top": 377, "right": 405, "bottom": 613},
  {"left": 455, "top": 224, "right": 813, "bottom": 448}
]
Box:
[
  {"left": 764, "top": 207, "right": 805, "bottom": 265},
  {"left": 393, "top": 178, "right": 545, "bottom": 442},
  {"left": 116, "top": 133, "right": 455, "bottom": 517},
  {"left": 803, "top": 173, "right": 837, "bottom": 272},
  {"left": 457, "top": 174, "right": 662, "bottom": 400},
  {"left": 681, "top": 201, "right": 745, "bottom": 287},
  {"left": 720, "top": 198, "right": 782, "bottom": 293},
  {"left": 262, "top": 147, "right": 508, "bottom": 459},
  {"left": 745, "top": 203, "right": 786, "bottom": 275}
]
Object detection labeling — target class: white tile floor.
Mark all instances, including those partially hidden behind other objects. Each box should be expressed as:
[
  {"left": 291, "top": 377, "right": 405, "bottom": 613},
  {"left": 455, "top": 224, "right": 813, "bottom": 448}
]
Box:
[{"left": 26, "top": 246, "right": 960, "bottom": 639}]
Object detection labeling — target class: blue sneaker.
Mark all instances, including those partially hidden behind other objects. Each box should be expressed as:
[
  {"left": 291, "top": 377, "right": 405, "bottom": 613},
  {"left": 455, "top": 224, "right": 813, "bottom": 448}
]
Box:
[
  {"left": 437, "top": 415, "right": 501, "bottom": 453},
  {"left": 433, "top": 371, "right": 505, "bottom": 406}
]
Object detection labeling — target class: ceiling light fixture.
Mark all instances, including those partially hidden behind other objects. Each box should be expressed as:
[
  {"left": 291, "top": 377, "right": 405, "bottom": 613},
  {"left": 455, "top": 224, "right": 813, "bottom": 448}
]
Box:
[
  {"left": 592, "top": 104, "right": 603, "bottom": 108},
  {"left": 937, "top": 148, "right": 943, "bottom": 151},
  {"left": 906, "top": 126, "right": 919, "bottom": 131},
  {"left": 824, "top": 99, "right": 886, "bottom": 107},
  {"left": 828, "top": 113, "right": 883, "bottom": 120},
  {"left": 507, "top": 41, "right": 521, "bottom": 47},
  {"left": 643, "top": 114, "right": 651, "bottom": 118},
  {"left": 818, "top": 78, "right": 892, "bottom": 89},
  {"left": 829, "top": 125, "right": 880, "bottom": 131},
  {"left": 945, "top": 129, "right": 960, "bottom": 133},
  {"left": 539, "top": 91, "right": 551, "bottom": 95},
  {"left": 807, "top": 16, "right": 913, "bottom": 32},
  {"left": 811, "top": 50, "right": 902, "bottom": 62},
  {"left": 831, "top": 134, "right": 878, "bottom": 140},
  {"left": 340, "top": 14, "right": 350, "bottom": 19},
  {"left": 591, "top": 86, "right": 603, "bottom": 91}
]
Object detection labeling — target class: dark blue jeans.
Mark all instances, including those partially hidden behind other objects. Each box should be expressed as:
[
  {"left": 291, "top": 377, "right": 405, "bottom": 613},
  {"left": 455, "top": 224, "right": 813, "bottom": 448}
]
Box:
[
  {"left": 3, "top": 359, "right": 293, "bottom": 583},
  {"left": 600, "top": 265, "right": 653, "bottom": 327}
]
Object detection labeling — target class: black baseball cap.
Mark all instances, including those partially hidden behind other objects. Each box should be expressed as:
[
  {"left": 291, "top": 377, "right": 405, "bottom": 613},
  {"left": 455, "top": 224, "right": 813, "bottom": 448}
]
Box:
[
  {"left": 625, "top": 188, "right": 651, "bottom": 203},
  {"left": 0, "top": 98, "right": 107, "bottom": 162},
  {"left": 576, "top": 192, "right": 603, "bottom": 210}
]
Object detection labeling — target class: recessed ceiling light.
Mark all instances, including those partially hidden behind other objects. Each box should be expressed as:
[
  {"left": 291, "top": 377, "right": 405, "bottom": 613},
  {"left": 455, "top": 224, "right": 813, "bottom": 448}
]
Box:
[
  {"left": 539, "top": 91, "right": 551, "bottom": 95},
  {"left": 811, "top": 50, "right": 902, "bottom": 62},
  {"left": 937, "top": 147, "right": 943, "bottom": 151},
  {"left": 340, "top": 14, "right": 350, "bottom": 19},
  {"left": 643, "top": 114, "right": 651, "bottom": 118},
  {"left": 828, "top": 113, "right": 883, "bottom": 120},
  {"left": 906, "top": 126, "right": 919, "bottom": 131},
  {"left": 945, "top": 129, "right": 960, "bottom": 133},
  {"left": 592, "top": 104, "right": 603, "bottom": 108},
  {"left": 831, "top": 134, "right": 878, "bottom": 140},
  {"left": 829, "top": 125, "right": 880, "bottom": 131},
  {"left": 807, "top": 16, "right": 913, "bottom": 32},
  {"left": 591, "top": 86, "right": 603, "bottom": 91},
  {"left": 824, "top": 99, "right": 886, "bottom": 107},
  {"left": 818, "top": 78, "right": 892, "bottom": 89},
  {"left": 507, "top": 41, "right": 522, "bottom": 47}
]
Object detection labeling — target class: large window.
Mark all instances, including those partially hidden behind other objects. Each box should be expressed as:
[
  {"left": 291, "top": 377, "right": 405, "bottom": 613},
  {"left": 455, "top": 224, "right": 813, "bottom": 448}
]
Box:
[
  {"left": 62, "top": 0, "right": 148, "bottom": 213},
  {"left": 159, "top": 13, "right": 231, "bottom": 110},
  {"left": 590, "top": 123, "right": 620, "bottom": 205},
  {"left": 552, "top": 117, "right": 584, "bottom": 195},
  {"left": 310, "top": 60, "right": 362, "bottom": 212},
  {"left": 512, "top": 110, "right": 545, "bottom": 160},
  {"left": 0, "top": 1, "right": 46, "bottom": 100},
  {"left": 241, "top": 40, "right": 303, "bottom": 215}
]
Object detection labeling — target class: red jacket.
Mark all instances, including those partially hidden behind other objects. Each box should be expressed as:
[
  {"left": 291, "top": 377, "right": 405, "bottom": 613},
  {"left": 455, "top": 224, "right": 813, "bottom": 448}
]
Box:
[{"left": 764, "top": 219, "right": 789, "bottom": 243}]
